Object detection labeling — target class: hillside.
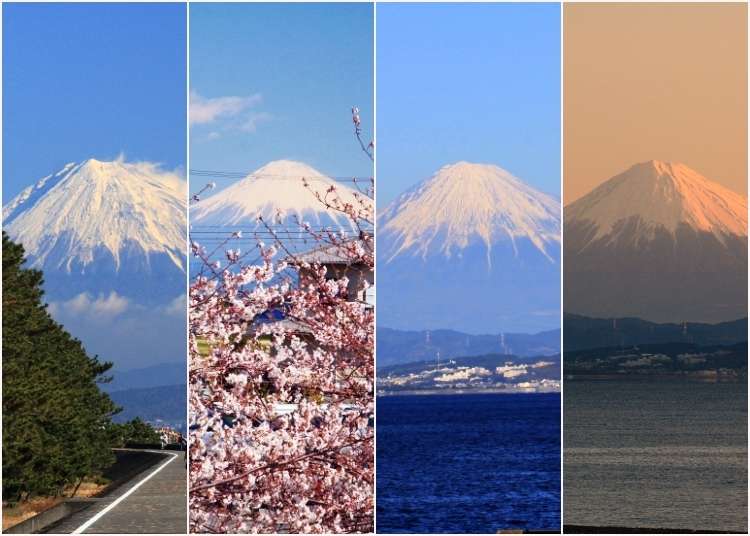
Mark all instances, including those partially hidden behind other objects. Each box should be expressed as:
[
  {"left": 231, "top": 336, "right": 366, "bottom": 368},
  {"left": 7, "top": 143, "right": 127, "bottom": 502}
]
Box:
[{"left": 377, "top": 326, "right": 560, "bottom": 368}]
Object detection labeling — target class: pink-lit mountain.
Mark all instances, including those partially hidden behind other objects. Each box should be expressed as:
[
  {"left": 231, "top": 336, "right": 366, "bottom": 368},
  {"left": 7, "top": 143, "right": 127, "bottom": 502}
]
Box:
[{"left": 564, "top": 160, "right": 747, "bottom": 323}]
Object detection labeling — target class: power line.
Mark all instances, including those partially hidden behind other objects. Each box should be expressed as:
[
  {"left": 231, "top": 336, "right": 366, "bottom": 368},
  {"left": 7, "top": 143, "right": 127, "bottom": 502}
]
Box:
[
  {"left": 190, "top": 169, "right": 372, "bottom": 184},
  {"left": 189, "top": 229, "right": 373, "bottom": 234},
  {"left": 190, "top": 224, "right": 372, "bottom": 229},
  {"left": 191, "top": 239, "right": 344, "bottom": 244}
]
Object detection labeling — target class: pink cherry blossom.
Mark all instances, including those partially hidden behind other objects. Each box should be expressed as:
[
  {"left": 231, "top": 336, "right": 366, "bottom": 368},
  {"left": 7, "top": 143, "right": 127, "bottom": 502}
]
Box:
[{"left": 189, "top": 175, "right": 374, "bottom": 533}]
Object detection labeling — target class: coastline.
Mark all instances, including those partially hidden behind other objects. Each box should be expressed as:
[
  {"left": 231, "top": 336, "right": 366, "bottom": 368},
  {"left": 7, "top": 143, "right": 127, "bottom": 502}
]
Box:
[
  {"left": 564, "top": 373, "right": 745, "bottom": 383},
  {"left": 564, "top": 525, "right": 740, "bottom": 534},
  {"left": 377, "top": 388, "right": 561, "bottom": 396}
]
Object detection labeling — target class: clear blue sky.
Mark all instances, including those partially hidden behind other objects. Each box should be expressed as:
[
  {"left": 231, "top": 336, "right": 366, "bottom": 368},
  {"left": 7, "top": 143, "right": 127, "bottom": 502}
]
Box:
[
  {"left": 377, "top": 3, "right": 561, "bottom": 205},
  {"left": 3, "top": 3, "right": 186, "bottom": 202},
  {"left": 189, "top": 3, "right": 374, "bottom": 193}
]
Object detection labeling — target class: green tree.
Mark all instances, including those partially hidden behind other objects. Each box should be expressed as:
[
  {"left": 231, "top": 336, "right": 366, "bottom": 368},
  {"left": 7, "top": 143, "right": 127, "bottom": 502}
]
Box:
[
  {"left": 110, "top": 418, "right": 161, "bottom": 446},
  {"left": 2, "top": 233, "right": 120, "bottom": 502}
]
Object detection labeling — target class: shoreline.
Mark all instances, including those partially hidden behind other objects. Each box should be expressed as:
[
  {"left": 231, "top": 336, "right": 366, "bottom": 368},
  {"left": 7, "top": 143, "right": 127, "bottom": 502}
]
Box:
[
  {"left": 377, "top": 388, "right": 561, "bottom": 397},
  {"left": 564, "top": 525, "right": 742, "bottom": 534},
  {"left": 564, "top": 374, "right": 745, "bottom": 383}
]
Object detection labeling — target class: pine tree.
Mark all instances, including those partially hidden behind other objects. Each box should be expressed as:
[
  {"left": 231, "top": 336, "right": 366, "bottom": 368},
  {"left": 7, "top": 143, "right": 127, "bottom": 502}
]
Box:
[
  {"left": 2, "top": 233, "right": 120, "bottom": 502},
  {"left": 114, "top": 417, "right": 162, "bottom": 445}
]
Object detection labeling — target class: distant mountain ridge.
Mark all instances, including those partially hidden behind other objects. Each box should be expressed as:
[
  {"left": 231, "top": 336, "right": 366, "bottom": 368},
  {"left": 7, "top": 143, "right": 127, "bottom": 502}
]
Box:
[
  {"left": 564, "top": 314, "right": 747, "bottom": 352},
  {"left": 378, "top": 161, "right": 560, "bottom": 334},
  {"left": 377, "top": 326, "right": 560, "bottom": 369},
  {"left": 565, "top": 160, "right": 747, "bottom": 323},
  {"left": 103, "top": 362, "right": 186, "bottom": 392},
  {"left": 110, "top": 384, "right": 186, "bottom": 432}
]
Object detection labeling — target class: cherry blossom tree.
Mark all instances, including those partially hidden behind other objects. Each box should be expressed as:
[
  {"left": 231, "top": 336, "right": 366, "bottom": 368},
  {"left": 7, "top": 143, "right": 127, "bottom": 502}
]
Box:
[{"left": 188, "top": 109, "right": 374, "bottom": 533}]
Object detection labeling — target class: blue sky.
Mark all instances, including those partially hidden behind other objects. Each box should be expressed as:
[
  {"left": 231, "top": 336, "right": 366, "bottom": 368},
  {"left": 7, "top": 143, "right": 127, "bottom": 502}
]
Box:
[
  {"left": 377, "top": 3, "right": 561, "bottom": 205},
  {"left": 3, "top": 3, "right": 186, "bottom": 202},
  {"left": 189, "top": 3, "right": 374, "bottom": 194},
  {"left": 3, "top": 3, "right": 186, "bottom": 374}
]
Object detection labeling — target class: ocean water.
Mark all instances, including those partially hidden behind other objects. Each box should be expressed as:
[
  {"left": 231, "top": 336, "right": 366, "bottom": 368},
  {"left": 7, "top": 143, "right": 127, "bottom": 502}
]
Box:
[
  {"left": 564, "top": 379, "right": 748, "bottom": 532},
  {"left": 376, "top": 393, "right": 561, "bottom": 533}
]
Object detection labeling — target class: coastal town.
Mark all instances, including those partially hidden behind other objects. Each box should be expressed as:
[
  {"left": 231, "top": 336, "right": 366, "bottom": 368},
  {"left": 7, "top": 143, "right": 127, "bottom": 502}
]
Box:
[
  {"left": 564, "top": 342, "right": 747, "bottom": 380},
  {"left": 378, "top": 357, "right": 561, "bottom": 394}
]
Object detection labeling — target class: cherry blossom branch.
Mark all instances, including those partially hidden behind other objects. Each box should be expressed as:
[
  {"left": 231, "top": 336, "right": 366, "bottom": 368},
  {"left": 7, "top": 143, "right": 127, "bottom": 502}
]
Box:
[
  {"left": 351, "top": 107, "right": 374, "bottom": 162},
  {"left": 191, "top": 435, "right": 372, "bottom": 493}
]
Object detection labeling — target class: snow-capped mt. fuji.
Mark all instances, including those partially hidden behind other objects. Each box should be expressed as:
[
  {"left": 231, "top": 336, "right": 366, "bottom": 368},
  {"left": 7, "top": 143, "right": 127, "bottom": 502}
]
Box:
[
  {"left": 378, "top": 161, "right": 560, "bottom": 335},
  {"left": 566, "top": 160, "right": 747, "bottom": 244},
  {"left": 190, "top": 160, "right": 370, "bottom": 229},
  {"left": 565, "top": 160, "right": 747, "bottom": 323},
  {"left": 3, "top": 158, "right": 187, "bottom": 302},
  {"left": 380, "top": 162, "right": 559, "bottom": 265}
]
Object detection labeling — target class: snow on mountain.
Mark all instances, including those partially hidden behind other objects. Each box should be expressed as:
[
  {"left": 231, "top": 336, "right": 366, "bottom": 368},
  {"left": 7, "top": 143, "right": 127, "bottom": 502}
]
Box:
[
  {"left": 378, "top": 161, "right": 560, "bottom": 335},
  {"left": 380, "top": 161, "right": 560, "bottom": 266},
  {"left": 566, "top": 160, "right": 747, "bottom": 244},
  {"left": 564, "top": 160, "right": 747, "bottom": 324},
  {"left": 3, "top": 158, "right": 187, "bottom": 302},
  {"left": 3, "top": 162, "right": 79, "bottom": 222},
  {"left": 190, "top": 160, "right": 370, "bottom": 229}
]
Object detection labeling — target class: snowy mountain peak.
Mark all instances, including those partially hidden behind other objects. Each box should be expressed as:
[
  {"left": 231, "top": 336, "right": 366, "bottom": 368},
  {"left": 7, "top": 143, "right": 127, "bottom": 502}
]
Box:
[
  {"left": 3, "top": 159, "right": 187, "bottom": 273},
  {"left": 566, "top": 160, "right": 748, "bottom": 241},
  {"left": 379, "top": 161, "right": 560, "bottom": 264},
  {"left": 191, "top": 160, "right": 370, "bottom": 228},
  {"left": 249, "top": 159, "right": 327, "bottom": 180}
]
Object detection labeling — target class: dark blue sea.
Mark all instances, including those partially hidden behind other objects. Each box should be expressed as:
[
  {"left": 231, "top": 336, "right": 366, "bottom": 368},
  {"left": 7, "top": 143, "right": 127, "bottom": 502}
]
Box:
[{"left": 376, "top": 393, "right": 561, "bottom": 533}]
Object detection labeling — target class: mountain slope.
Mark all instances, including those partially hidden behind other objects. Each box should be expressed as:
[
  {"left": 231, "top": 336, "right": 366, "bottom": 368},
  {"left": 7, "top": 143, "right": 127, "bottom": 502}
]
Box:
[
  {"left": 3, "top": 158, "right": 187, "bottom": 302},
  {"left": 378, "top": 161, "right": 560, "bottom": 334},
  {"left": 190, "top": 159, "right": 370, "bottom": 230},
  {"left": 565, "top": 160, "right": 747, "bottom": 323}
]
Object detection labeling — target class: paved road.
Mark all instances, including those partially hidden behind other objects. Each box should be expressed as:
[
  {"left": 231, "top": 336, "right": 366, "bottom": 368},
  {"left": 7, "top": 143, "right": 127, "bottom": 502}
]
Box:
[{"left": 49, "top": 450, "right": 187, "bottom": 534}]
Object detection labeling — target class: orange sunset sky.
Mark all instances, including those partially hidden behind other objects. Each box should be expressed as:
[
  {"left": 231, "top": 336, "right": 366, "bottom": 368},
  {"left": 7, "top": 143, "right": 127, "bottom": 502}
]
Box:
[{"left": 564, "top": 2, "right": 748, "bottom": 204}]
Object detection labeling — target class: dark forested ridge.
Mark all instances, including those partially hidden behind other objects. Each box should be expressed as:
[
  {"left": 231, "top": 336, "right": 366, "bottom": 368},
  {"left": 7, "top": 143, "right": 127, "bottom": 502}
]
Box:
[
  {"left": 564, "top": 314, "right": 747, "bottom": 352},
  {"left": 2, "top": 232, "right": 120, "bottom": 502}
]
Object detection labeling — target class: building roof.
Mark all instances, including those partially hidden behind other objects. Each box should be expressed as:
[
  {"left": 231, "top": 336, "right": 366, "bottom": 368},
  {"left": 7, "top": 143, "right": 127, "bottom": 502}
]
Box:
[
  {"left": 250, "top": 308, "right": 314, "bottom": 336},
  {"left": 288, "top": 237, "right": 372, "bottom": 266}
]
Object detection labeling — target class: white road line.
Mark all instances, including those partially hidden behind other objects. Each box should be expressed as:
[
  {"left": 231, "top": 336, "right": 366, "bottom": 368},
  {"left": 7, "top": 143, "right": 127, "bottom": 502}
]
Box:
[{"left": 72, "top": 452, "right": 178, "bottom": 534}]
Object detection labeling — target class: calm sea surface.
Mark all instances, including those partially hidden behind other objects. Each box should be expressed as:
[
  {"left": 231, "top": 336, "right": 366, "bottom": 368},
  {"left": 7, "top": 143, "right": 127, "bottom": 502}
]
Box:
[
  {"left": 376, "top": 393, "right": 560, "bottom": 533},
  {"left": 564, "top": 379, "right": 747, "bottom": 532}
]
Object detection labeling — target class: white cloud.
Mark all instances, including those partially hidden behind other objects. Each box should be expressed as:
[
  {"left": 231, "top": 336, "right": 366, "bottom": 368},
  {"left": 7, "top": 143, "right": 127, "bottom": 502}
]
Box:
[
  {"left": 161, "top": 294, "right": 187, "bottom": 317},
  {"left": 190, "top": 90, "right": 262, "bottom": 125},
  {"left": 46, "top": 297, "right": 185, "bottom": 370},
  {"left": 49, "top": 292, "right": 186, "bottom": 322},
  {"left": 50, "top": 291, "right": 130, "bottom": 320},
  {"left": 240, "top": 112, "right": 273, "bottom": 133}
]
